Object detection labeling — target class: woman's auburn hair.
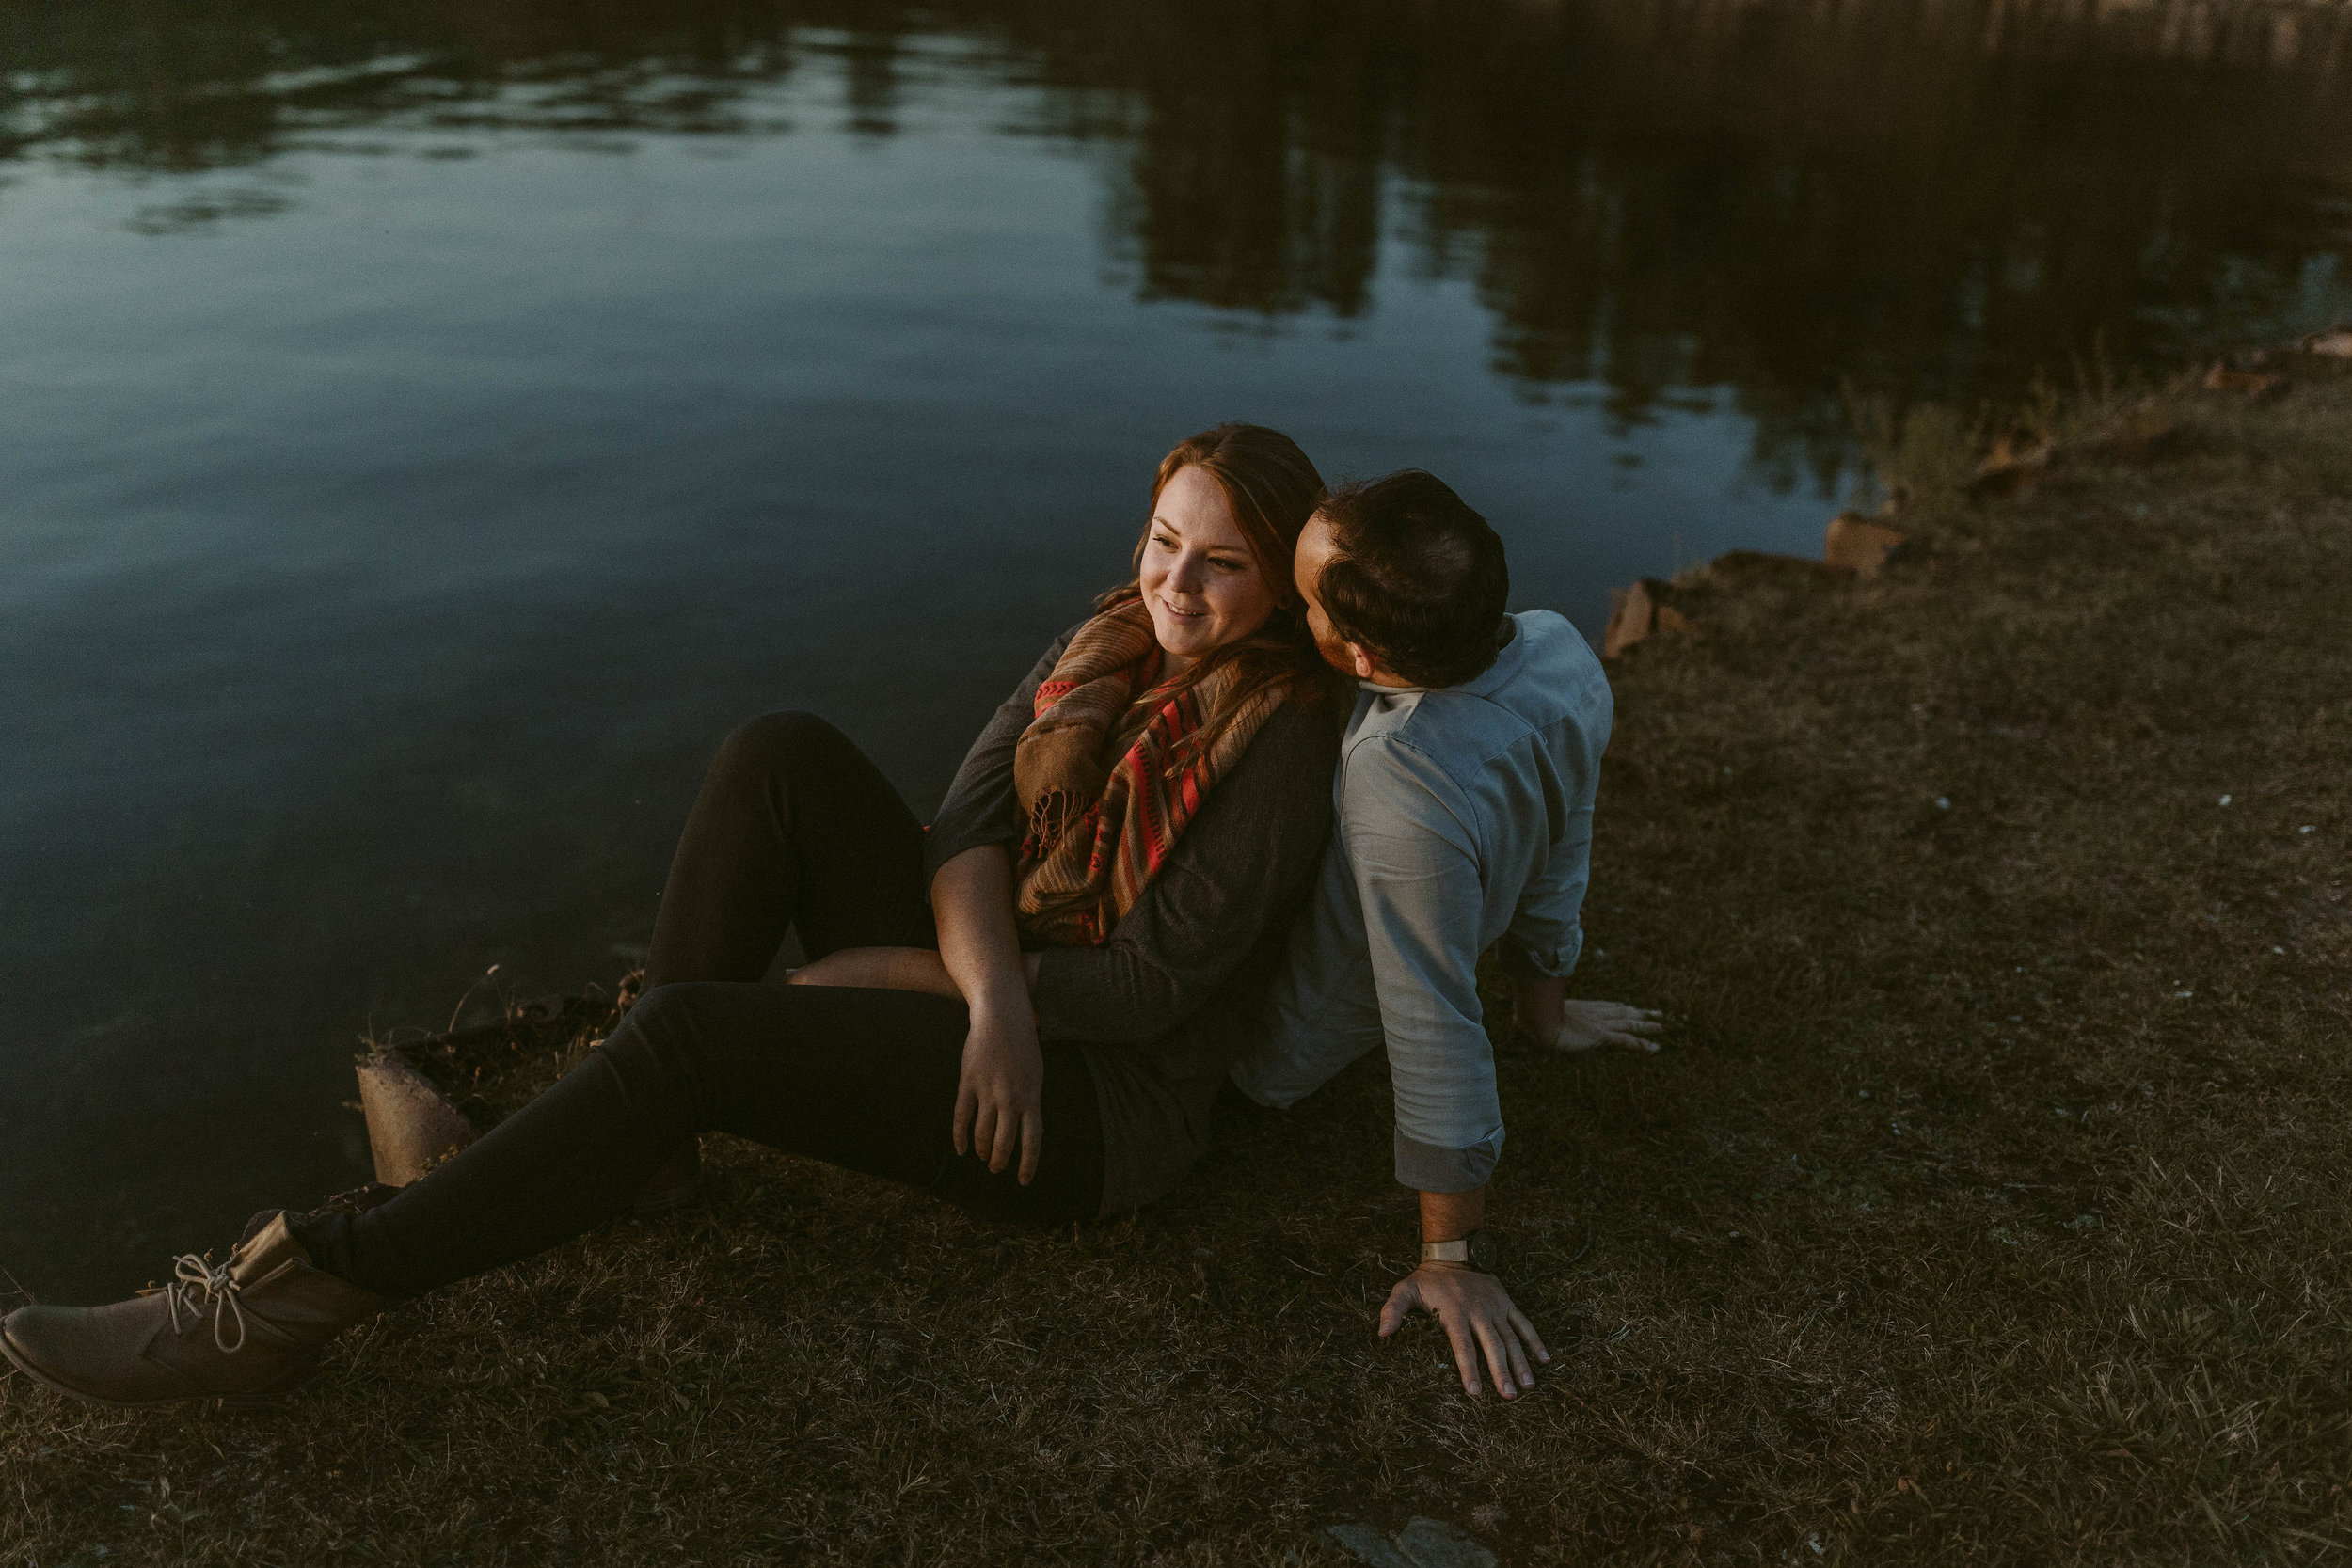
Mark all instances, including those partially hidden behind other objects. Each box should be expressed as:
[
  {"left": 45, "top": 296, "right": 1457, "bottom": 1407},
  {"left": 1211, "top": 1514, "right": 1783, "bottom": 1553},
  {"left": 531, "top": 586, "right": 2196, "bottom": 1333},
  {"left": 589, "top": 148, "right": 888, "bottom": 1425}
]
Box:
[{"left": 1094, "top": 421, "right": 1338, "bottom": 754}]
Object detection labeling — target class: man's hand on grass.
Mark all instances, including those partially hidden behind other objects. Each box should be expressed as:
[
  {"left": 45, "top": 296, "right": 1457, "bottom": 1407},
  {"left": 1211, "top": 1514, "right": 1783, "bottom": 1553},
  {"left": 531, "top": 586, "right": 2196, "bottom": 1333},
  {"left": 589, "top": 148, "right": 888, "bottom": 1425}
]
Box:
[
  {"left": 1509, "top": 974, "right": 1663, "bottom": 1054},
  {"left": 1549, "top": 999, "right": 1664, "bottom": 1053},
  {"left": 1378, "top": 1263, "right": 1550, "bottom": 1399}
]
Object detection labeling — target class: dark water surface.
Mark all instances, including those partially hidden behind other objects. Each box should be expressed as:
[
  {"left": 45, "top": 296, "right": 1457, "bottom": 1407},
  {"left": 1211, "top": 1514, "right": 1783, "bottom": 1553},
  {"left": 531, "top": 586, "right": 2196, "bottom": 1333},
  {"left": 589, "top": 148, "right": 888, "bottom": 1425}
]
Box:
[{"left": 6, "top": 0, "right": 2349, "bottom": 1299}]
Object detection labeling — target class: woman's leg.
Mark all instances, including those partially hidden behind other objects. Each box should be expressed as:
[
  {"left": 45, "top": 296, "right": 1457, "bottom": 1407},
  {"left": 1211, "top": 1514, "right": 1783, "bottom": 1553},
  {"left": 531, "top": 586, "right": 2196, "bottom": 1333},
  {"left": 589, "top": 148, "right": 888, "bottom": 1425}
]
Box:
[
  {"left": 647, "top": 712, "right": 933, "bottom": 988},
  {"left": 300, "top": 983, "right": 1104, "bottom": 1298},
  {"left": 634, "top": 709, "right": 936, "bottom": 1202}
]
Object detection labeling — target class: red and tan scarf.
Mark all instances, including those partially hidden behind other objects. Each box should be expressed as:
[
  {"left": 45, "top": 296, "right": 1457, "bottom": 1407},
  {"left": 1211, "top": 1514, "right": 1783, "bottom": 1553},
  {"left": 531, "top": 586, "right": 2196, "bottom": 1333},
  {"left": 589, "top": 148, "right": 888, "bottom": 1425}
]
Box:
[{"left": 1013, "top": 600, "right": 1288, "bottom": 945}]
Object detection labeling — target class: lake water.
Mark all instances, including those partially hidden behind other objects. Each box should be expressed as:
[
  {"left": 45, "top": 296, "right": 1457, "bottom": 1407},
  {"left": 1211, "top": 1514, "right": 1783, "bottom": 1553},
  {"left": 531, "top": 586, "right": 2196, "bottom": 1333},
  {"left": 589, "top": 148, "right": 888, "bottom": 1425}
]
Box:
[{"left": 6, "top": 0, "right": 2349, "bottom": 1301}]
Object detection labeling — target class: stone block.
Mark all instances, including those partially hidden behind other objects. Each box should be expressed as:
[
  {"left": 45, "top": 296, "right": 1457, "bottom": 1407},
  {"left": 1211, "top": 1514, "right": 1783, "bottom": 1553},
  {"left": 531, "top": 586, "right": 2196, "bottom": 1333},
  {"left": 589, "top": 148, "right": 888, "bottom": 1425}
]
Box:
[
  {"left": 2299, "top": 325, "right": 2352, "bottom": 357},
  {"left": 2203, "top": 360, "right": 2288, "bottom": 397},
  {"left": 1969, "top": 432, "right": 2051, "bottom": 500},
  {"left": 1325, "top": 1518, "right": 1498, "bottom": 1568},
  {"left": 1824, "top": 513, "right": 1908, "bottom": 575},
  {"left": 355, "top": 1052, "right": 478, "bottom": 1186},
  {"left": 1603, "top": 578, "right": 1656, "bottom": 657}
]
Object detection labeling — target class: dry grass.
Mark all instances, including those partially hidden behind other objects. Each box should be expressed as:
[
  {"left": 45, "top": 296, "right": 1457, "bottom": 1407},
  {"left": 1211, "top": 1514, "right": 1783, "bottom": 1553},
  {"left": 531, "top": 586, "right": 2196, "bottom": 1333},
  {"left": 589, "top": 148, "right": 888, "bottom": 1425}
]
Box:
[{"left": 5, "top": 362, "right": 2348, "bottom": 1566}]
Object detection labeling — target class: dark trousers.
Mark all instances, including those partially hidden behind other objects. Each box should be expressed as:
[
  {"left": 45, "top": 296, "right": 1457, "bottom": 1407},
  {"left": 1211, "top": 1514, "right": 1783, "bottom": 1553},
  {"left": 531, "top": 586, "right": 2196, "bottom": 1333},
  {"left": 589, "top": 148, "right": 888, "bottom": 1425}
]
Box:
[{"left": 301, "top": 714, "right": 1104, "bottom": 1299}]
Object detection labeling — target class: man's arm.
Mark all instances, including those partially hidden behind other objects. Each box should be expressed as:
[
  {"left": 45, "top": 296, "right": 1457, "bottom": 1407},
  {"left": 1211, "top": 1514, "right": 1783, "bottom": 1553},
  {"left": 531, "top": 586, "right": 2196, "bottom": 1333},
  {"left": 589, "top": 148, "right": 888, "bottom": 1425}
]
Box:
[
  {"left": 1340, "top": 739, "right": 1502, "bottom": 1189},
  {"left": 1340, "top": 737, "right": 1549, "bottom": 1397}
]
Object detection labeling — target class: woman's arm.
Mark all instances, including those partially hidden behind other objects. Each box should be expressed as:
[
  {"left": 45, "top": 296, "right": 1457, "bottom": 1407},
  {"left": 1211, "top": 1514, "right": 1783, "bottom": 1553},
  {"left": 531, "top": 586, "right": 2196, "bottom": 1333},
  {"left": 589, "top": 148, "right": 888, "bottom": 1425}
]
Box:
[
  {"left": 789, "top": 628, "right": 1083, "bottom": 1180},
  {"left": 787, "top": 945, "right": 1044, "bottom": 997},
  {"left": 798, "top": 701, "right": 1333, "bottom": 1049},
  {"left": 930, "top": 844, "right": 1047, "bottom": 1184},
  {"left": 790, "top": 627, "right": 1079, "bottom": 1003},
  {"left": 787, "top": 946, "right": 957, "bottom": 995}
]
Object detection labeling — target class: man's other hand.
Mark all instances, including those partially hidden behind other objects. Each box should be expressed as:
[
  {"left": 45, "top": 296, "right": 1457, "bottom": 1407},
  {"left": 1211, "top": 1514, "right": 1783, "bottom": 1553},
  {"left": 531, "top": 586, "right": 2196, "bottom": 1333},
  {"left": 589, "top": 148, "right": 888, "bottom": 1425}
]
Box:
[
  {"left": 1378, "top": 1263, "right": 1550, "bottom": 1398},
  {"left": 1552, "top": 998, "right": 1663, "bottom": 1053},
  {"left": 1508, "top": 975, "right": 1663, "bottom": 1054}
]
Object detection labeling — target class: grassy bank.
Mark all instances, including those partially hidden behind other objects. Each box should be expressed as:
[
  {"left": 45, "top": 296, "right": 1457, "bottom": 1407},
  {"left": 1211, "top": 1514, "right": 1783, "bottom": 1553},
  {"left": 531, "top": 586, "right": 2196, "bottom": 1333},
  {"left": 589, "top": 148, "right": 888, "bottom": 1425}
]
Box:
[{"left": 6, "top": 358, "right": 2347, "bottom": 1566}]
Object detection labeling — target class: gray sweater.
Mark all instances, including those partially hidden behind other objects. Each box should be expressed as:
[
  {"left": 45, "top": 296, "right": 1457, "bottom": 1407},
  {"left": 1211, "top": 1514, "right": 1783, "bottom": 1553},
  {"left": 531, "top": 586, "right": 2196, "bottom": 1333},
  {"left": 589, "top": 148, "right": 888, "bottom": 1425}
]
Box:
[{"left": 923, "top": 627, "right": 1340, "bottom": 1214}]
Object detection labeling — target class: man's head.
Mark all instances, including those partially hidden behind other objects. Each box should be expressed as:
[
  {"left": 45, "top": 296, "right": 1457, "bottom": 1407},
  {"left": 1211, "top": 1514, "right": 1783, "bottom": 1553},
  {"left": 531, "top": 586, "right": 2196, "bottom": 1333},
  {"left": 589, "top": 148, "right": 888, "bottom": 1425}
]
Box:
[{"left": 1294, "top": 470, "right": 1509, "bottom": 689}]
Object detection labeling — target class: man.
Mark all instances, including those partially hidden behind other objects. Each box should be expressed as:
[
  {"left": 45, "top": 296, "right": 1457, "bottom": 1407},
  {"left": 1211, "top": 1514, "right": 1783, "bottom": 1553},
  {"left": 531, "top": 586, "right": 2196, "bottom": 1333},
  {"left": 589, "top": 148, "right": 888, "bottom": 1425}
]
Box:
[{"left": 1230, "top": 469, "right": 1661, "bottom": 1400}]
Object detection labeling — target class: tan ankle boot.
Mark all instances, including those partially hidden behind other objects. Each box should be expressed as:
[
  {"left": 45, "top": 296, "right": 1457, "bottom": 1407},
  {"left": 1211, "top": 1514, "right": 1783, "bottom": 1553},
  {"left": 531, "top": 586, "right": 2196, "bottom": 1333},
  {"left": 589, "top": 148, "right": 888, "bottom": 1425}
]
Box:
[{"left": 0, "top": 1213, "right": 387, "bottom": 1408}]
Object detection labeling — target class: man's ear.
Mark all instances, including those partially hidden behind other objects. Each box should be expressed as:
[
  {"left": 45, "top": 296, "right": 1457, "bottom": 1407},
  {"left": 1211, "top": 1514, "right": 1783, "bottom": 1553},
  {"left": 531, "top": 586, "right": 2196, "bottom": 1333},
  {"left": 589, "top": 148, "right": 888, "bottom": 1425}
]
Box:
[{"left": 1348, "top": 644, "right": 1375, "bottom": 680}]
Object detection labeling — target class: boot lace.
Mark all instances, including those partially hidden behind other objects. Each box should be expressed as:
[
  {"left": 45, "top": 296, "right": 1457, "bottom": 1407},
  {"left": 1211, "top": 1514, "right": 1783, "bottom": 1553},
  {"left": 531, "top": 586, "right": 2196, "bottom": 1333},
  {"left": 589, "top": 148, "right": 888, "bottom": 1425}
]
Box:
[{"left": 165, "top": 1254, "right": 250, "bottom": 1354}]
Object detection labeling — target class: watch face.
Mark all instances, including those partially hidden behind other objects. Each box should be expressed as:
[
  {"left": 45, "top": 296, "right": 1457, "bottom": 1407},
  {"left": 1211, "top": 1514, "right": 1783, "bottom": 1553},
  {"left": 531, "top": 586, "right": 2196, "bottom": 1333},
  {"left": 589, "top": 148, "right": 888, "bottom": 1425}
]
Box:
[{"left": 1469, "top": 1229, "right": 1499, "bottom": 1274}]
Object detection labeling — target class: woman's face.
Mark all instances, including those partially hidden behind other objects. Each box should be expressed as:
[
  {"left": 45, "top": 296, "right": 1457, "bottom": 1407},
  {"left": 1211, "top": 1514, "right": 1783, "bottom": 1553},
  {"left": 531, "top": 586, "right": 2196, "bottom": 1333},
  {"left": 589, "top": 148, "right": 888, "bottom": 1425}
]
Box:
[{"left": 1138, "top": 464, "right": 1280, "bottom": 668}]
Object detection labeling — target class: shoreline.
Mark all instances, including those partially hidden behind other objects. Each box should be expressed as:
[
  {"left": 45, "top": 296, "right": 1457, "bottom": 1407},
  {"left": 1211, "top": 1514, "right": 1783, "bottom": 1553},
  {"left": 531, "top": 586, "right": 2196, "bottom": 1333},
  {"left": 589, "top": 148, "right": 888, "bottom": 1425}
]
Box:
[{"left": 6, "top": 342, "right": 2348, "bottom": 1565}]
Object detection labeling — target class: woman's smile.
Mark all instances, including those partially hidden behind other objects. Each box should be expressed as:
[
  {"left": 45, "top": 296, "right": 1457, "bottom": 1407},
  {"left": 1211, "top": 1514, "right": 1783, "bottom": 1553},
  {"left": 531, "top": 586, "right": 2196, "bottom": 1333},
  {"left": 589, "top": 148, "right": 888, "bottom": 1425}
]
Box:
[{"left": 1137, "top": 462, "right": 1279, "bottom": 667}]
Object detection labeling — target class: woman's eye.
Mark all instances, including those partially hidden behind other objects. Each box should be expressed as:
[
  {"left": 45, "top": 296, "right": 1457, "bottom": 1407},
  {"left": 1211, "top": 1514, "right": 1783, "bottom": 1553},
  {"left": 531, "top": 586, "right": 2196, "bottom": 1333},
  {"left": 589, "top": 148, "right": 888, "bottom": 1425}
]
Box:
[{"left": 1210, "top": 556, "right": 1244, "bottom": 572}]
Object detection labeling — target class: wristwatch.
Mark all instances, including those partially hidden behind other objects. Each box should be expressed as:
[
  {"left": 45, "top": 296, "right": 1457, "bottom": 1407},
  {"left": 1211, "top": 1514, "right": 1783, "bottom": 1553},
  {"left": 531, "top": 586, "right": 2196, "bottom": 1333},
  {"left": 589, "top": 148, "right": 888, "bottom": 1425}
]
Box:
[{"left": 1420, "top": 1229, "right": 1497, "bottom": 1273}]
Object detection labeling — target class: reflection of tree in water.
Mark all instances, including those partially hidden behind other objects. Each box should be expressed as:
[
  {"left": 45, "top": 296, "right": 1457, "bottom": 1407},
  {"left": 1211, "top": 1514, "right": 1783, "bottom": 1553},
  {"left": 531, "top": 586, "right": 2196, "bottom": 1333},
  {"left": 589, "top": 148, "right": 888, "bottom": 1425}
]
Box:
[
  {"left": 834, "top": 28, "right": 903, "bottom": 136},
  {"left": 7, "top": 0, "right": 2348, "bottom": 473},
  {"left": 1046, "top": 0, "right": 2352, "bottom": 481},
  {"left": 1080, "top": 8, "right": 1385, "bottom": 318}
]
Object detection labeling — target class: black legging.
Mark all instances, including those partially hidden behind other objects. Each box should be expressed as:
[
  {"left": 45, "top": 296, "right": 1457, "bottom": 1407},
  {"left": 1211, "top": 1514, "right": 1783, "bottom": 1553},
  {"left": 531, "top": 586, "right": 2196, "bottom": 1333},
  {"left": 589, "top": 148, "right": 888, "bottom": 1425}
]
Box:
[{"left": 299, "top": 713, "right": 1104, "bottom": 1299}]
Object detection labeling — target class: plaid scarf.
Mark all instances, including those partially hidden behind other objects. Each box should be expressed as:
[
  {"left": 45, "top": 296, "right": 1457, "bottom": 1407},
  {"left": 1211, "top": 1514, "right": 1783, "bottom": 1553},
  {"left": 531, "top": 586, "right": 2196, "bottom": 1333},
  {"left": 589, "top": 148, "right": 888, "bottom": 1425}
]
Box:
[{"left": 1012, "top": 600, "right": 1289, "bottom": 945}]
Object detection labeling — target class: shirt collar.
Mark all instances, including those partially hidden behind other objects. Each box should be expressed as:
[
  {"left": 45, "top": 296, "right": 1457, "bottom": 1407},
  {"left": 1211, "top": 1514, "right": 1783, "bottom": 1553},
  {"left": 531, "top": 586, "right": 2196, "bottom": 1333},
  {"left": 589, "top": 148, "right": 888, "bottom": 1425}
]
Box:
[{"left": 1356, "top": 615, "right": 1520, "bottom": 697}]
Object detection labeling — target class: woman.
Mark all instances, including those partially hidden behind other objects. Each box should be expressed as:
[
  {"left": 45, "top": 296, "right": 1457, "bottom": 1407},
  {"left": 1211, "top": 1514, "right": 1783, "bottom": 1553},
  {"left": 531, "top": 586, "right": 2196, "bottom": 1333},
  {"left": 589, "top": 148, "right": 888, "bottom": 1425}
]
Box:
[{"left": 3, "top": 423, "right": 1343, "bottom": 1409}]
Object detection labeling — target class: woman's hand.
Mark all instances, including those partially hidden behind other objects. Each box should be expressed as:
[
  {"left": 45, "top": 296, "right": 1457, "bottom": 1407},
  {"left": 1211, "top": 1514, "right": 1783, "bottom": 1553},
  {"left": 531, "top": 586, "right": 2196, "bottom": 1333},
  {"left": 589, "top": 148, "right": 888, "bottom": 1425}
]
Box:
[
  {"left": 954, "top": 1005, "right": 1045, "bottom": 1183},
  {"left": 793, "top": 938, "right": 1047, "bottom": 1180}
]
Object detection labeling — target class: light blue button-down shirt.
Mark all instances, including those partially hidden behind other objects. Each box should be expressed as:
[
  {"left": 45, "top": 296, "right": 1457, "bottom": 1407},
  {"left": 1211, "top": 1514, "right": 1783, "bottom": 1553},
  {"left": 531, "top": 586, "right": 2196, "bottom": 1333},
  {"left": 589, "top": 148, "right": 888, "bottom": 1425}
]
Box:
[{"left": 1229, "top": 610, "right": 1613, "bottom": 1190}]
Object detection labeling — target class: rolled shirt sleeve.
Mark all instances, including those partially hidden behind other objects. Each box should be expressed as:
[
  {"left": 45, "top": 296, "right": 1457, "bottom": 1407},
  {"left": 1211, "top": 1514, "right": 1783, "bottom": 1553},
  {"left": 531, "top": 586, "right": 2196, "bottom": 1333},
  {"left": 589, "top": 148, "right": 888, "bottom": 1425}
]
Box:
[{"left": 1340, "top": 735, "right": 1506, "bottom": 1193}]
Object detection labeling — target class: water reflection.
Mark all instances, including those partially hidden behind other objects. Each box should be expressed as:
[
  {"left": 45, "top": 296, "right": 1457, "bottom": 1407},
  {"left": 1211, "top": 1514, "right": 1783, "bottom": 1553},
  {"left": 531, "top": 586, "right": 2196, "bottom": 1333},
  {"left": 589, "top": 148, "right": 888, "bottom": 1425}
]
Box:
[{"left": 8, "top": 0, "right": 2348, "bottom": 469}]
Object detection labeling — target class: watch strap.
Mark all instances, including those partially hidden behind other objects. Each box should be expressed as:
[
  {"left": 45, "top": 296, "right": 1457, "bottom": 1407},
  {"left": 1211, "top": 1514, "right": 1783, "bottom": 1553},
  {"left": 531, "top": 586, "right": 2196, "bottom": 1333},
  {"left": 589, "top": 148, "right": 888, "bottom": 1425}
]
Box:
[{"left": 1421, "top": 1229, "right": 1496, "bottom": 1272}]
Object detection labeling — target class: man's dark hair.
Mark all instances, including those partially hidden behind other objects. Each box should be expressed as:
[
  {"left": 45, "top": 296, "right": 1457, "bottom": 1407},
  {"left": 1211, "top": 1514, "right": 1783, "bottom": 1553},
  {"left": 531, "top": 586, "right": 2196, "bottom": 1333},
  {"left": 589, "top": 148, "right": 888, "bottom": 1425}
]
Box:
[{"left": 1314, "top": 469, "right": 1509, "bottom": 689}]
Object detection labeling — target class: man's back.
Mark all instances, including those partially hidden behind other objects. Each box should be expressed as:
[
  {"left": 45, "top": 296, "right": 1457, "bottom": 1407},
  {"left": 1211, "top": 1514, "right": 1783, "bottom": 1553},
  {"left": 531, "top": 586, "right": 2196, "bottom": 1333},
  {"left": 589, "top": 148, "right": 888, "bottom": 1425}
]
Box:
[{"left": 1231, "top": 609, "right": 1612, "bottom": 1188}]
